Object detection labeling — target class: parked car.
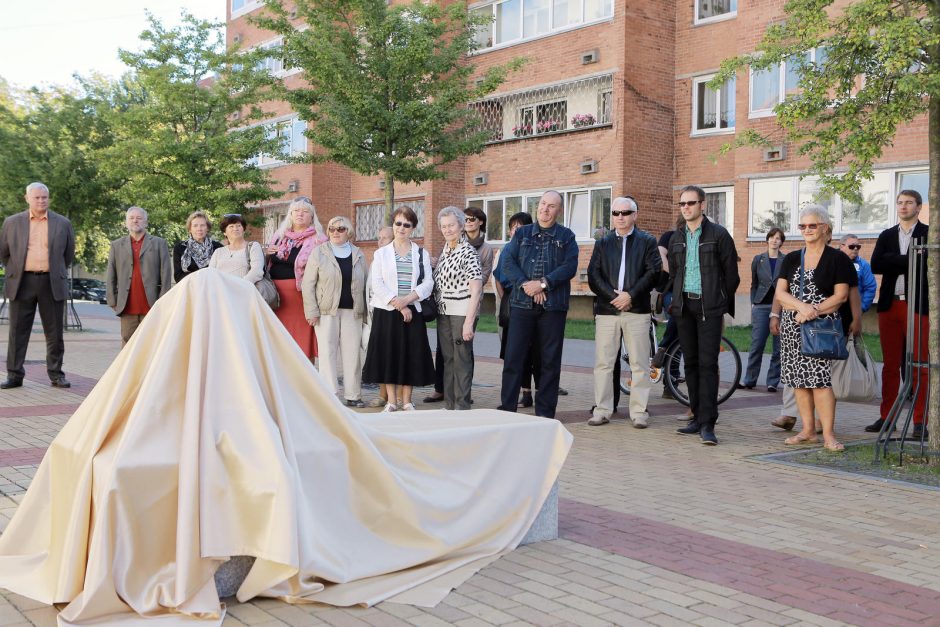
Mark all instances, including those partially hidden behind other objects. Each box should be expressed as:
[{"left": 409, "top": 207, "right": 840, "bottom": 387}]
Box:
[{"left": 70, "top": 278, "right": 107, "bottom": 303}]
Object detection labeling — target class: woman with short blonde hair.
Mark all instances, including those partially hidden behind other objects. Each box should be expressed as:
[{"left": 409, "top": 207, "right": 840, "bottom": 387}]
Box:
[{"left": 174, "top": 211, "right": 222, "bottom": 282}]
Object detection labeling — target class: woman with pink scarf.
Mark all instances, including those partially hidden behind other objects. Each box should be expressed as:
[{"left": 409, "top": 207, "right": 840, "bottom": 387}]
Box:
[{"left": 266, "top": 197, "right": 327, "bottom": 359}]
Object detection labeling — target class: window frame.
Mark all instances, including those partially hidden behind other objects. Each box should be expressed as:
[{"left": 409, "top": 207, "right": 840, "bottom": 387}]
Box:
[
  {"left": 693, "top": 0, "right": 737, "bottom": 26},
  {"left": 245, "top": 115, "right": 308, "bottom": 168},
  {"left": 702, "top": 186, "right": 735, "bottom": 235},
  {"left": 469, "top": 0, "right": 614, "bottom": 54},
  {"left": 749, "top": 47, "right": 824, "bottom": 118},
  {"left": 691, "top": 74, "right": 736, "bottom": 136},
  {"left": 231, "top": 0, "right": 264, "bottom": 19}
]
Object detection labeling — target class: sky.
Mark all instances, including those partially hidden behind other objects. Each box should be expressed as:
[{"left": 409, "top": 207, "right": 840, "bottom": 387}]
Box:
[{"left": 0, "top": 0, "right": 227, "bottom": 90}]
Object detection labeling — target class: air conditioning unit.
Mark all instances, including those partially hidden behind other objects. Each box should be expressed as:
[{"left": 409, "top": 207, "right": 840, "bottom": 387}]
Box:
[
  {"left": 473, "top": 173, "right": 489, "bottom": 186},
  {"left": 474, "top": 77, "right": 485, "bottom": 88},
  {"left": 289, "top": 7, "right": 298, "bottom": 18},
  {"left": 581, "top": 49, "right": 599, "bottom": 65},
  {"left": 378, "top": 179, "right": 386, "bottom": 190},
  {"left": 763, "top": 145, "right": 787, "bottom": 162},
  {"left": 233, "top": 34, "right": 243, "bottom": 45},
  {"left": 580, "top": 159, "right": 598, "bottom": 175},
  {"left": 231, "top": 110, "right": 241, "bottom": 120},
  {"left": 287, "top": 180, "right": 299, "bottom": 192}
]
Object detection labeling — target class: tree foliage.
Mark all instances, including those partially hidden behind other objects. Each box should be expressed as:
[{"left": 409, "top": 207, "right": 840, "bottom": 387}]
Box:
[
  {"left": 713, "top": 0, "right": 940, "bottom": 455},
  {"left": 254, "top": 0, "right": 522, "bottom": 214}
]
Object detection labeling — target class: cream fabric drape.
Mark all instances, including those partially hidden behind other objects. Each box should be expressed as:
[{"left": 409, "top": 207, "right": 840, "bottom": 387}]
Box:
[{"left": 0, "top": 269, "right": 571, "bottom": 626}]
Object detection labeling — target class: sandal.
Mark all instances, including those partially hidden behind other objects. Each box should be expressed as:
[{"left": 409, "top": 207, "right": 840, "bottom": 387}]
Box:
[
  {"left": 823, "top": 440, "right": 845, "bottom": 452},
  {"left": 785, "top": 433, "right": 818, "bottom": 445}
]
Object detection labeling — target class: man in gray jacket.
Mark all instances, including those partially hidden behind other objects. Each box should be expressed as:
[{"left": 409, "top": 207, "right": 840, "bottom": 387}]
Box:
[
  {"left": 106, "top": 207, "right": 172, "bottom": 345},
  {"left": 0, "top": 182, "right": 75, "bottom": 389}
]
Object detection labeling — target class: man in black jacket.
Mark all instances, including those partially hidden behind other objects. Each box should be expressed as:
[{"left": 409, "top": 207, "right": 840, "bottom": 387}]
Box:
[
  {"left": 587, "top": 197, "right": 661, "bottom": 427},
  {"left": 668, "top": 185, "right": 740, "bottom": 445},
  {"left": 866, "top": 189, "right": 929, "bottom": 438}
]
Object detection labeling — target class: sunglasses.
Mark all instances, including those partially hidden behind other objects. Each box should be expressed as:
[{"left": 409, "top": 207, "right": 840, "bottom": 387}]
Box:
[
  {"left": 797, "top": 223, "right": 820, "bottom": 231},
  {"left": 611, "top": 210, "right": 636, "bottom": 217},
  {"left": 223, "top": 213, "right": 242, "bottom": 218},
  {"left": 394, "top": 221, "right": 413, "bottom": 229},
  {"left": 464, "top": 216, "right": 479, "bottom": 222},
  {"left": 328, "top": 226, "right": 348, "bottom": 233},
  {"left": 846, "top": 244, "right": 861, "bottom": 250},
  {"left": 677, "top": 201, "right": 700, "bottom": 207}
]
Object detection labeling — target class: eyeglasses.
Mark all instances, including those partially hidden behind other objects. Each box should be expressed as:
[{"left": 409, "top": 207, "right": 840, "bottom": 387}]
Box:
[
  {"left": 677, "top": 201, "right": 700, "bottom": 208},
  {"left": 464, "top": 216, "right": 479, "bottom": 222},
  {"left": 328, "top": 226, "right": 348, "bottom": 233},
  {"left": 223, "top": 213, "right": 242, "bottom": 218},
  {"left": 394, "top": 221, "right": 413, "bottom": 228},
  {"left": 846, "top": 244, "right": 862, "bottom": 250},
  {"left": 611, "top": 210, "right": 636, "bottom": 217},
  {"left": 797, "top": 223, "right": 820, "bottom": 231}
]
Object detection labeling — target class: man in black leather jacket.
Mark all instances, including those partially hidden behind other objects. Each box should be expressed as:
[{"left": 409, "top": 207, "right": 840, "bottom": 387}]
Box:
[
  {"left": 668, "top": 185, "right": 740, "bottom": 445},
  {"left": 587, "top": 197, "right": 661, "bottom": 428}
]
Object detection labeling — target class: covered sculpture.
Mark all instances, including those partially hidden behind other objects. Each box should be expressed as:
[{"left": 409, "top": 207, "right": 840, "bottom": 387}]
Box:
[{"left": 0, "top": 269, "right": 571, "bottom": 625}]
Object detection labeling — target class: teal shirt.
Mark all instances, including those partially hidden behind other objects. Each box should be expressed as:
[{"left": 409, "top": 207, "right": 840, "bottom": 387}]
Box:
[{"left": 684, "top": 224, "right": 703, "bottom": 294}]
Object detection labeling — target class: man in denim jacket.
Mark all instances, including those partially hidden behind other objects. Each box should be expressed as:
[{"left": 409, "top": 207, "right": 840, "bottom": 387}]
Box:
[{"left": 499, "top": 191, "right": 579, "bottom": 418}]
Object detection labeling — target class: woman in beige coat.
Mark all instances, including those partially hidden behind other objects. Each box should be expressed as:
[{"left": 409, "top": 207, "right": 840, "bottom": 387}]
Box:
[{"left": 302, "top": 216, "right": 368, "bottom": 407}]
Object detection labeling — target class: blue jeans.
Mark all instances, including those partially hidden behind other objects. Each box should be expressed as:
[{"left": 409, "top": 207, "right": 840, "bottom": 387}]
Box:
[
  {"left": 744, "top": 304, "right": 780, "bottom": 388},
  {"left": 501, "top": 307, "right": 566, "bottom": 418}
]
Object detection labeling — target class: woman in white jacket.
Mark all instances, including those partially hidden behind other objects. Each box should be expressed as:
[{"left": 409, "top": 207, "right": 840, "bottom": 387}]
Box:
[
  {"left": 361, "top": 206, "right": 435, "bottom": 412},
  {"left": 302, "top": 216, "right": 367, "bottom": 407}
]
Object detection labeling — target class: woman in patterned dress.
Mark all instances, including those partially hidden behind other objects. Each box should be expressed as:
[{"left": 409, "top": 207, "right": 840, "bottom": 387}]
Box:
[
  {"left": 774, "top": 205, "right": 854, "bottom": 451},
  {"left": 361, "top": 206, "right": 435, "bottom": 412},
  {"left": 433, "top": 206, "right": 483, "bottom": 410}
]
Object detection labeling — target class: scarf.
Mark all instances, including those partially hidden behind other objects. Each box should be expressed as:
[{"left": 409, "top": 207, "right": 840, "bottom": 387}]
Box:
[
  {"left": 180, "top": 237, "right": 215, "bottom": 273},
  {"left": 330, "top": 241, "right": 352, "bottom": 259},
  {"left": 276, "top": 226, "right": 326, "bottom": 290},
  {"left": 466, "top": 232, "right": 485, "bottom": 251}
]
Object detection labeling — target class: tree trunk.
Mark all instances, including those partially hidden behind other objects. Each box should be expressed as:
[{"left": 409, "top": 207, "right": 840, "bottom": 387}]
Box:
[
  {"left": 927, "top": 91, "right": 940, "bottom": 460},
  {"left": 384, "top": 171, "right": 395, "bottom": 225}
]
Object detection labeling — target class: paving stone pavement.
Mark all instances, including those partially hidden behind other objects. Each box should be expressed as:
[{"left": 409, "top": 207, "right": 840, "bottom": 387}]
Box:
[{"left": 1, "top": 304, "right": 938, "bottom": 627}]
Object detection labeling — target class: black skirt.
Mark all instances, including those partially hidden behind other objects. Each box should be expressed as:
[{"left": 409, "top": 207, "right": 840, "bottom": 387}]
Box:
[{"left": 363, "top": 307, "right": 435, "bottom": 386}]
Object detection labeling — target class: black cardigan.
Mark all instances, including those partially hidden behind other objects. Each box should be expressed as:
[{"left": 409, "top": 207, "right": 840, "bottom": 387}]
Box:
[{"left": 870, "top": 222, "right": 929, "bottom": 315}]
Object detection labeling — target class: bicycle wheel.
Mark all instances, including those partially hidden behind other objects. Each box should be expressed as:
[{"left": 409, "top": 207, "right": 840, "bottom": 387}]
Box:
[
  {"left": 618, "top": 329, "right": 663, "bottom": 396},
  {"left": 662, "top": 336, "right": 742, "bottom": 407}
]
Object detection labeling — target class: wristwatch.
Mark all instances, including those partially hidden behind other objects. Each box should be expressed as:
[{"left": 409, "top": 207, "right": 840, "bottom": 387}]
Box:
[{"left": 540, "top": 278, "right": 548, "bottom": 290}]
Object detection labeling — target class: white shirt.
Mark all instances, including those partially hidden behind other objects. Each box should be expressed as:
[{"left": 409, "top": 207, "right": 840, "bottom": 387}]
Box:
[
  {"left": 895, "top": 223, "right": 915, "bottom": 296},
  {"left": 616, "top": 227, "right": 635, "bottom": 292}
]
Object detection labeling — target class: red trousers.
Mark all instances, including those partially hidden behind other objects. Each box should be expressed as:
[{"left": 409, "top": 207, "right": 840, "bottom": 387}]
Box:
[{"left": 878, "top": 299, "right": 929, "bottom": 424}]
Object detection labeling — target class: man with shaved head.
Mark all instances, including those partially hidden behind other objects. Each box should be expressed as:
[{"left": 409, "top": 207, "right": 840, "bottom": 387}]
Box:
[
  {"left": 498, "top": 190, "right": 579, "bottom": 418},
  {"left": 0, "top": 182, "right": 75, "bottom": 389}
]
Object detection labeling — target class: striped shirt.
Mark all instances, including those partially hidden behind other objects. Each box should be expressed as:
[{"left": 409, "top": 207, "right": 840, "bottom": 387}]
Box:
[
  {"left": 684, "top": 224, "right": 703, "bottom": 295},
  {"left": 395, "top": 251, "right": 413, "bottom": 296}
]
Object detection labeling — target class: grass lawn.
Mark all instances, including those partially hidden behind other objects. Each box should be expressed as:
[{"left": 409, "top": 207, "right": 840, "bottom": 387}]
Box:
[
  {"left": 783, "top": 442, "right": 940, "bottom": 488},
  {"left": 436, "top": 317, "right": 884, "bottom": 362}
]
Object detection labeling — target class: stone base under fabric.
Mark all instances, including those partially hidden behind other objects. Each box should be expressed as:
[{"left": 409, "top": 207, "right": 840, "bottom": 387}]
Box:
[{"left": 214, "top": 482, "right": 560, "bottom": 599}]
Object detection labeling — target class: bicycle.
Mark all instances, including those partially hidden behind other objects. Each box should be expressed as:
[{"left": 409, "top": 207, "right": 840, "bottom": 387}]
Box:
[{"left": 619, "top": 316, "right": 742, "bottom": 408}]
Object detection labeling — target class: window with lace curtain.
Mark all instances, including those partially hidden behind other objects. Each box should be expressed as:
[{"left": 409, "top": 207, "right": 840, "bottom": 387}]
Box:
[
  {"left": 692, "top": 75, "right": 735, "bottom": 135},
  {"left": 695, "top": 0, "right": 736, "bottom": 24}
]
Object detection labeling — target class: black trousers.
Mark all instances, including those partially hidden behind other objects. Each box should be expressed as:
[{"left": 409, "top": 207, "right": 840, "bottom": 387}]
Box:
[
  {"left": 500, "top": 307, "right": 566, "bottom": 418},
  {"left": 675, "top": 297, "right": 722, "bottom": 428},
  {"left": 6, "top": 273, "right": 65, "bottom": 381}
]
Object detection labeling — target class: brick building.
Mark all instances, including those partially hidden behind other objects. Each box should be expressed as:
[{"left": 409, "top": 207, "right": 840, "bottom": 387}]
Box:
[{"left": 227, "top": 0, "right": 929, "bottom": 321}]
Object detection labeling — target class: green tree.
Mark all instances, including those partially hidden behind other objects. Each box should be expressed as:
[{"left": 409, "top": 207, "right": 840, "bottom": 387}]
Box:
[
  {"left": 103, "top": 12, "right": 284, "bottom": 244},
  {"left": 254, "top": 0, "right": 522, "bottom": 216},
  {"left": 713, "top": 0, "right": 939, "bottom": 455}
]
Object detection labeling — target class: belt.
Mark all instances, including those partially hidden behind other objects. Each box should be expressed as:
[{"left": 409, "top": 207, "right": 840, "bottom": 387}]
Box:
[
  {"left": 894, "top": 295, "right": 906, "bottom": 301},
  {"left": 24, "top": 271, "right": 49, "bottom": 275},
  {"left": 684, "top": 291, "right": 701, "bottom": 300}
]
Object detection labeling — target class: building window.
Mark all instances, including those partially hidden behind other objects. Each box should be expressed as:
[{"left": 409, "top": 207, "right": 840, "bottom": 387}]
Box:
[
  {"left": 471, "top": 0, "right": 613, "bottom": 52},
  {"left": 898, "top": 170, "right": 930, "bottom": 222},
  {"left": 703, "top": 187, "right": 734, "bottom": 229},
  {"left": 695, "top": 0, "right": 736, "bottom": 24},
  {"left": 232, "top": 0, "right": 264, "bottom": 17},
  {"left": 246, "top": 116, "right": 308, "bottom": 168},
  {"left": 692, "top": 75, "right": 735, "bottom": 135},
  {"left": 748, "top": 168, "right": 928, "bottom": 238},
  {"left": 355, "top": 199, "right": 426, "bottom": 240},
  {"left": 476, "top": 73, "right": 613, "bottom": 142},
  {"left": 750, "top": 48, "right": 825, "bottom": 117},
  {"left": 469, "top": 186, "right": 611, "bottom": 242}
]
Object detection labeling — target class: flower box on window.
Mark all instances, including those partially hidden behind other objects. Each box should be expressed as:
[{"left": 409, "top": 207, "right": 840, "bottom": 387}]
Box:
[{"left": 571, "top": 113, "right": 596, "bottom": 128}]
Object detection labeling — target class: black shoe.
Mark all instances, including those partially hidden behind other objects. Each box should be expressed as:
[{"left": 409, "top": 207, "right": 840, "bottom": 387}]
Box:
[
  {"left": 50, "top": 378, "right": 71, "bottom": 389},
  {"left": 911, "top": 424, "right": 928, "bottom": 439},
  {"left": 736, "top": 383, "right": 754, "bottom": 390},
  {"left": 677, "top": 422, "right": 701, "bottom": 435},
  {"left": 864, "top": 419, "right": 886, "bottom": 433},
  {"left": 345, "top": 399, "right": 365, "bottom": 408},
  {"left": 0, "top": 378, "right": 23, "bottom": 389},
  {"left": 700, "top": 429, "right": 718, "bottom": 445},
  {"left": 651, "top": 347, "right": 668, "bottom": 369},
  {"left": 423, "top": 393, "right": 444, "bottom": 403},
  {"left": 767, "top": 386, "right": 778, "bottom": 393},
  {"left": 557, "top": 387, "right": 569, "bottom": 396},
  {"left": 520, "top": 391, "right": 533, "bottom": 407}
]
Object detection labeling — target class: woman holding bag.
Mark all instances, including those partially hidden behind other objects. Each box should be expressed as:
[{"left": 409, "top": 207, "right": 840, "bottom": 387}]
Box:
[{"left": 774, "top": 205, "right": 854, "bottom": 451}]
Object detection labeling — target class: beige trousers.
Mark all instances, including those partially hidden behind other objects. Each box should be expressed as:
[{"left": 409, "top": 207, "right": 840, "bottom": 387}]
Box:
[
  {"left": 594, "top": 311, "right": 651, "bottom": 420},
  {"left": 316, "top": 309, "right": 363, "bottom": 401}
]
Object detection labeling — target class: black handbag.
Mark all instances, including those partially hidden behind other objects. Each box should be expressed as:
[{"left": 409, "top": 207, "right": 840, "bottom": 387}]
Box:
[
  {"left": 798, "top": 250, "right": 848, "bottom": 360},
  {"left": 417, "top": 247, "right": 438, "bottom": 322}
]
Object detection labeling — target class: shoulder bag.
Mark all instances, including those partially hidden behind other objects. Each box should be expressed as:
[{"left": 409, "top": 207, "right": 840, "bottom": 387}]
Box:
[
  {"left": 416, "top": 247, "right": 438, "bottom": 322},
  {"left": 832, "top": 335, "right": 877, "bottom": 401},
  {"left": 798, "top": 249, "right": 847, "bottom": 360},
  {"left": 246, "top": 242, "right": 280, "bottom": 310}
]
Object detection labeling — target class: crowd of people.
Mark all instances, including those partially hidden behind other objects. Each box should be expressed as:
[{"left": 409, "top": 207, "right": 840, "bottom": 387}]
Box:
[{"left": 0, "top": 182, "right": 930, "bottom": 450}]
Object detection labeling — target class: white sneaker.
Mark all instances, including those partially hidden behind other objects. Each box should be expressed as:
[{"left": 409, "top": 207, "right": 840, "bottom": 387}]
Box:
[
  {"left": 382, "top": 403, "right": 397, "bottom": 413},
  {"left": 632, "top": 414, "right": 649, "bottom": 429},
  {"left": 401, "top": 402, "right": 416, "bottom": 411},
  {"left": 587, "top": 415, "right": 609, "bottom": 426}
]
